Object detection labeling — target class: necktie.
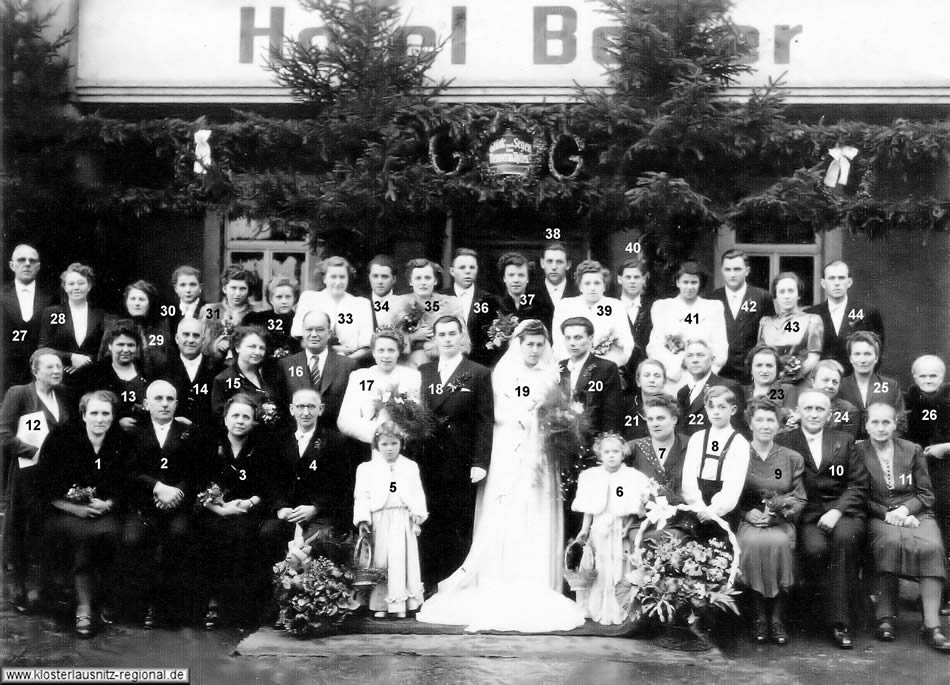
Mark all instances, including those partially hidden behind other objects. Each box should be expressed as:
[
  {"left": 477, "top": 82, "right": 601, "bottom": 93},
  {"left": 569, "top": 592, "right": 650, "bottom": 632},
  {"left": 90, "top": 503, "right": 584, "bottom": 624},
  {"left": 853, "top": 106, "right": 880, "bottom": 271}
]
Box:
[{"left": 309, "top": 355, "right": 321, "bottom": 389}]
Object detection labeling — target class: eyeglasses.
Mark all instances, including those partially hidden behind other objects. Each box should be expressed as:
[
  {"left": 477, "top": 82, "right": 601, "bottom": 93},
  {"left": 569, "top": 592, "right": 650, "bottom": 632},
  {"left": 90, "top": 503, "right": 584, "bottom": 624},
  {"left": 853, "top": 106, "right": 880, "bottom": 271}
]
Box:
[
  {"left": 293, "top": 403, "right": 319, "bottom": 412},
  {"left": 13, "top": 258, "right": 39, "bottom": 264}
]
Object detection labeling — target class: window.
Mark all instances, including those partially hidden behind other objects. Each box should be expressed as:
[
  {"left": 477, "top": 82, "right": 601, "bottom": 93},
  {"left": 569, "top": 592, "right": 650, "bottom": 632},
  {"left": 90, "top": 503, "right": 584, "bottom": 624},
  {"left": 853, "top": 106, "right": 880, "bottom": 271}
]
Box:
[{"left": 225, "top": 218, "right": 313, "bottom": 305}]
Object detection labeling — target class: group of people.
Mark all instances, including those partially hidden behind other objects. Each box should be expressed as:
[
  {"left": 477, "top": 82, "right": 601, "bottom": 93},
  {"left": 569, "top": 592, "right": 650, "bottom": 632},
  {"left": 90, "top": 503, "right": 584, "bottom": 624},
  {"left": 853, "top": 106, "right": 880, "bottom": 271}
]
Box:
[{"left": 1, "top": 241, "right": 948, "bottom": 654}]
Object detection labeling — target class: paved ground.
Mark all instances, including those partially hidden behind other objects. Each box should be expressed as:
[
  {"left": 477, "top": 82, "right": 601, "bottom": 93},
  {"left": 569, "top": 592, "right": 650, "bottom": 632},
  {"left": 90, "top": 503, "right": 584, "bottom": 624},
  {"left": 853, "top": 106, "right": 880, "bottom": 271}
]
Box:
[{"left": 3, "top": 598, "right": 949, "bottom": 685}]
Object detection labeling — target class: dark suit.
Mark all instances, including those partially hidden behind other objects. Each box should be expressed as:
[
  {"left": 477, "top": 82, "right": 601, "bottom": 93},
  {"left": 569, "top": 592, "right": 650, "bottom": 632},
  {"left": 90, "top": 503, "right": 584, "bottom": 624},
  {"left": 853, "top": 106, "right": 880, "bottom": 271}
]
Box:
[
  {"left": 164, "top": 353, "right": 223, "bottom": 429},
  {"left": 121, "top": 421, "right": 201, "bottom": 615},
  {"left": 267, "top": 426, "right": 352, "bottom": 564},
  {"left": 676, "top": 373, "right": 745, "bottom": 436},
  {"left": 559, "top": 354, "right": 623, "bottom": 446},
  {"left": 535, "top": 279, "right": 579, "bottom": 331},
  {"left": 619, "top": 296, "right": 654, "bottom": 393},
  {"left": 1, "top": 283, "right": 51, "bottom": 389},
  {"left": 494, "top": 291, "right": 554, "bottom": 333},
  {"left": 418, "top": 358, "right": 494, "bottom": 589},
  {"left": 440, "top": 286, "right": 496, "bottom": 367},
  {"left": 710, "top": 285, "right": 772, "bottom": 383},
  {"left": 277, "top": 351, "right": 357, "bottom": 431},
  {"left": 838, "top": 373, "right": 905, "bottom": 440},
  {"left": 37, "top": 303, "right": 107, "bottom": 390},
  {"left": 0, "top": 382, "right": 70, "bottom": 584},
  {"left": 776, "top": 428, "right": 868, "bottom": 626},
  {"left": 805, "top": 299, "right": 885, "bottom": 373}
]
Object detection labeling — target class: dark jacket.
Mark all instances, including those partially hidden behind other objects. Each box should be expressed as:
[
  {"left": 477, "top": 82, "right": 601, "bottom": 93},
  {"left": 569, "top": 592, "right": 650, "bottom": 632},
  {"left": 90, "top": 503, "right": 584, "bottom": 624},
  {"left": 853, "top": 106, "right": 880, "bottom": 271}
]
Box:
[
  {"left": 0, "top": 382, "right": 71, "bottom": 463},
  {"left": 676, "top": 373, "right": 745, "bottom": 435},
  {"left": 2, "top": 283, "right": 52, "bottom": 388},
  {"left": 128, "top": 421, "right": 202, "bottom": 512},
  {"left": 559, "top": 354, "right": 623, "bottom": 444},
  {"left": 857, "top": 437, "right": 934, "bottom": 519},
  {"left": 710, "top": 285, "right": 772, "bottom": 382},
  {"left": 805, "top": 299, "right": 885, "bottom": 373},
  {"left": 164, "top": 353, "right": 223, "bottom": 429},
  {"left": 277, "top": 350, "right": 357, "bottom": 431},
  {"left": 628, "top": 433, "right": 690, "bottom": 503},
  {"left": 440, "top": 286, "right": 497, "bottom": 367},
  {"left": 37, "top": 424, "right": 131, "bottom": 510}
]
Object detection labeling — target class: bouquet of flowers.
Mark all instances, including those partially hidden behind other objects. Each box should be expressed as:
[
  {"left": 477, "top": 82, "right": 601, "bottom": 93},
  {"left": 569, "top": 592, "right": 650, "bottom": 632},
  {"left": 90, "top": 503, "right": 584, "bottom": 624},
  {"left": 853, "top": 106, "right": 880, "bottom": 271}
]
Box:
[
  {"left": 380, "top": 391, "right": 436, "bottom": 442},
  {"left": 399, "top": 300, "right": 424, "bottom": 335},
  {"left": 617, "top": 530, "right": 740, "bottom": 626},
  {"left": 778, "top": 353, "right": 803, "bottom": 380},
  {"left": 538, "top": 384, "right": 593, "bottom": 498},
  {"left": 196, "top": 483, "right": 226, "bottom": 509},
  {"left": 258, "top": 400, "right": 280, "bottom": 426},
  {"left": 641, "top": 478, "right": 679, "bottom": 530},
  {"left": 762, "top": 490, "right": 801, "bottom": 521},
  {"left": 592, "top": 330, "right": 619, "bottom": 357},
  {"left": 665, "top": 334, "right": 686, "bottom": 354},
  {"left": 485, "top": 313, "right": 519, "bottom": 349},
  {"left": 272, "top": 556, "right": 360, "bottom": 637},
  {"left": 271, "top": 345, "right": 292, "bottom": 360},
  {"left": 65, "top": 484, "right": 96, "bottom": 504}
]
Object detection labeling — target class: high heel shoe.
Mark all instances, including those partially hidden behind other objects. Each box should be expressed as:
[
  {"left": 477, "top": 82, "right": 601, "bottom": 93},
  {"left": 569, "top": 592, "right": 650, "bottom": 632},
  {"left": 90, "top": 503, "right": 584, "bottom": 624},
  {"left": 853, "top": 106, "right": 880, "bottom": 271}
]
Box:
[
  {"left": 875, "top": 617, "right": 896, "bottom": 642},
  {"left": 203, "top": 602, "right": 220, "bottom": 630},
  {"left": 921, "top": 625, "right": 950, "bottom": 651}
]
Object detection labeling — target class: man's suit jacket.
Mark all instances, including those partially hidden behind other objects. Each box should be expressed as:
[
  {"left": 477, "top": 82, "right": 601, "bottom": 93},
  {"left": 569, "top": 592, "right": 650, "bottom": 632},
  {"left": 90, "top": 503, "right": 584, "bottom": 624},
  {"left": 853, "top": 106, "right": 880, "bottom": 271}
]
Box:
[
  {"left": 0, "top": 381, "right": 70, "bottom": 462},
  {"left": 418, "top": 358, "right": 494, "bottom": 486},
  {"left": 128, "top": 421, "right": 200, "bottom": 512},
  {"left": 268, "top": 426, "right": 351, "bottom": 529},
  {"left": 1, "top": 283, "right": 52, "bottom": 388},
  {"left": 838, "top": 372, "right": 905, "bottom": 440},
  {"left": 37, "top": 304, "right": 107, "bottom": 366},
  {"left": 710, "top": 285, "right": 772, "bottom": 382},
  {"left": 776, "top": 428, "right": 868, "bottom": 524},
  {"left": 164, "top": 354, "right": 223, "bottom": 429},
  {"left": 558, "top": 354, "right": 623, "bottom": 444},
  {"left": 805, "top": 298, "right": 885, "bottom": 373},
  {"left": 440, "top": 286, "right": 496, "bottom": 366},
  {"left": 620, "top": 296, "right": 654, "bottom": 392},
  {"left": 535, "top": 279, "right": 579, "bottom": 330},
  {"left": 277, "top": 350, "right": 357, "bottom": 431},
  {"left": 168, "top": 298, "right": 206, "bottom": 333},
  {"left": 676, "top": 373, "right": 745, "bottom": 436}
]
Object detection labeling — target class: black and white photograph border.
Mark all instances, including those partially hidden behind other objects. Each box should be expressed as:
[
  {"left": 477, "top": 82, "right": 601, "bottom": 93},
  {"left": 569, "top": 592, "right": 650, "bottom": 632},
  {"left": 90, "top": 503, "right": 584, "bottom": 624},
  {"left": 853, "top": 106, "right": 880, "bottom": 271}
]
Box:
[{"left": 3, "top": 0, "right": 950, "bottom": 683}]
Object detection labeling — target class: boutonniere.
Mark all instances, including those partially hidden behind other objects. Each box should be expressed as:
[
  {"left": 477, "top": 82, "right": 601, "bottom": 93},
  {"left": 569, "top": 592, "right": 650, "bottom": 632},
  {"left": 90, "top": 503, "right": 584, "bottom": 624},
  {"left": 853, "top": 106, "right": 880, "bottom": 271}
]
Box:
[{"left": 445, "top": 372, "right": 472, "bottom": 393}]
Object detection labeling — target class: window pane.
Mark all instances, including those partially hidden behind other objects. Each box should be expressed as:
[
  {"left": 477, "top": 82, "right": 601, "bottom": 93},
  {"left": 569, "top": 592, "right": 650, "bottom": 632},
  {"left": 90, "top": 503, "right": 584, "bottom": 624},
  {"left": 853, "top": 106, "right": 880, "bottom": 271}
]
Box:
[
  {"left": 746, "top": 255, "right": 772, "bottom": 292},
  {"left": 272, "top": 252, "right": 306, "bottom": 289},
  {"left": 778, "top": 256, "right": 815, "bottom": 306},
  {"left": 736, "top": 222, "right": 815, "bottom": 245}
]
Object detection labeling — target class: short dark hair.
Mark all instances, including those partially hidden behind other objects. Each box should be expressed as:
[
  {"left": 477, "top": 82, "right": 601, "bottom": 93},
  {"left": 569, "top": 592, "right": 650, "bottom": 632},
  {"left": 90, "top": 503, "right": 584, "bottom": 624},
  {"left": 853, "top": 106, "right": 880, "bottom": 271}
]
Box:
[
  {"left": 573, "top": 260, "right": 607, "bottom": 287},
  {"left": 618, "top": 256, "right": 648, "bottom": 277},
  {"left": 405, "top": 258, "right": 443, "bottom": 279},
  {"left": 846, "top": 330, "right": 882, "bottom": 358},
  {"left": 220, "top": 265, "right": 254, "bottom": 284},
  {"left": 720, "top": 248, "right": 749, "bottom": 265},
  {"left": 643, "top": 393, "right": 680, "bottom": 420},
  {"left": 122, "top": 280, "right": 159, "bottom": 314},
  {"left": 746, "top": 397, "right": 781, "bottom": 423},
  {"left": 821, "top": 259, "right": 850, "bottom": 278},
  {"left": 102, "top": 319, "right": 141, "bottom": 349},
  {"left": 432, "top": 315, "right": 464, "bottom": 334},
  {"left": 80, "top": 390, "right": 119, "bottom": 416},
  {"left": 745, "top": 343, "right": 784, "bottom": 377},
  {"left": 225, "top": 392, "right": 259, "bottom": 417},
  {"left": 368, "top": 254, "right": 397, "bottom": 275},
  {"left": 171, "top": 265, "right": 202, "bottom": 285},
  {"left": 452, "top": 247, "right": 479, "bottom": 263},
  {"left": 770, "top": 271, "right": 804, "bottom": 299},
  {"left": 230, "top": 325, "right": 268, "bottom": 354},
  {"left": 560, "top": 316, "right": 594, "bottom": 337},
  {"left": 497, "top": 252, "right": 529, "bottom": 273},
  {"left": 541, "top": 242, "right": 570, "bottom": 259}
]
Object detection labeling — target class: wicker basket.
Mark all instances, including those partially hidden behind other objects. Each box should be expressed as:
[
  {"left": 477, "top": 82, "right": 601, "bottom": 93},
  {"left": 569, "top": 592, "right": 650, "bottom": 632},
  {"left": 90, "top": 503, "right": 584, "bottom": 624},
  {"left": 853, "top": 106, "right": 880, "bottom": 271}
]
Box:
[
  {"left": 563, "top": 538, "right": 598, "bottom": 592},
  {"left": 352, "top": 531, "right": 387, "bottom": 589}
]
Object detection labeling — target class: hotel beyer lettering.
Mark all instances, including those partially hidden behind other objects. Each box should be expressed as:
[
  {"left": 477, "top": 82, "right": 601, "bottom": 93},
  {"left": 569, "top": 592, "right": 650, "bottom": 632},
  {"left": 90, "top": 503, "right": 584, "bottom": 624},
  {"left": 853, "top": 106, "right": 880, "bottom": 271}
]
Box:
[{"left": 239, "top": 6, "right": 802, "bottom": 68}]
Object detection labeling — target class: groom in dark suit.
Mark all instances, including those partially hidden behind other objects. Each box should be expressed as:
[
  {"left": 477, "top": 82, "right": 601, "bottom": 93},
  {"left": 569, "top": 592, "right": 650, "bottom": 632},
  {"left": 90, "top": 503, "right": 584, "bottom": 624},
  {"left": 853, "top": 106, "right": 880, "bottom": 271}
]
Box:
[
  {"left": 418, "top": 315, "right": 494, "bottom": 592},
  {"left": 776, "top": 390, "right": 868, "bottom": 649}
]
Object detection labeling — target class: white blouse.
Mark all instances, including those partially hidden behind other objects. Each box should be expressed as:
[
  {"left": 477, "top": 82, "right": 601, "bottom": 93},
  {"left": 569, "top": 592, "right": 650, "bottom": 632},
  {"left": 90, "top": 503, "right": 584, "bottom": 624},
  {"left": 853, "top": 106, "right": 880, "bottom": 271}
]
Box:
[
  {"left": 646, "top": 296, "right": 729, "bottom": 387},
  {"left": 571, "top": 464, "right": 649, "bottom": 517},
  {"left": 292, "top": 290, "right": 373, "bottom": 352},
  {"left": 337, "top": 365, "right": 422, "bottom": 444},
  {"left": 353, "top": 454, "right": 428, "bottom": 524}
]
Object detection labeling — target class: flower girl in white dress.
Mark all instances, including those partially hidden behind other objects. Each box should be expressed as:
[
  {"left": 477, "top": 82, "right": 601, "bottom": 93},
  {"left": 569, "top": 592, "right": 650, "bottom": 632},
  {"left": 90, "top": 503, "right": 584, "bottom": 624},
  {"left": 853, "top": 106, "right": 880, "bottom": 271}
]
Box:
[
  {"left": 572, "top": 433, "right": 650, "bottom": 624},
  {"left": 353, "top": 422, "right": 428, "bottom": 618}
]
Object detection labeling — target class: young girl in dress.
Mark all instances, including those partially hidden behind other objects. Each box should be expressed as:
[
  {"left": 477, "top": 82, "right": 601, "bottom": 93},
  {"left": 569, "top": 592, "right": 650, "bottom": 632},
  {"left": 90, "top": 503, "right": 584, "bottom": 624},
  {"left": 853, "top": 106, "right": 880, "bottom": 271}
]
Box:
[
  {"left": 572, "top": 432, "right": 651, "bottom": 625},
  {"left": 353, "top": 421, "right": 428, "bottom": 618}
]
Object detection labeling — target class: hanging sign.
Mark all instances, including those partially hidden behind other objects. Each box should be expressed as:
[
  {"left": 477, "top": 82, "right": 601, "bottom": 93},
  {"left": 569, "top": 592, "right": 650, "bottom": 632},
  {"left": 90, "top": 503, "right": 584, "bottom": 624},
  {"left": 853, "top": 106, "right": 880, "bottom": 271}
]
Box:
[{"left": 488, "top": 129, "right": 534, "bottom": 177}]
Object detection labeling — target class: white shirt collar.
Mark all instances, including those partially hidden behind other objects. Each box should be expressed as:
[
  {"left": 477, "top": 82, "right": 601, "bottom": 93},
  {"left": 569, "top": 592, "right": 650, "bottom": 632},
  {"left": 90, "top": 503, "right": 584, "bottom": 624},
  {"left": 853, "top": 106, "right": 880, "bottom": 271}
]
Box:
[
  {"left": 180, "top": 353, "right": 202, "bottom": 380},
  {"left": 546, "top": 279, "right": 566, "bottom": 297},
  {"left": 725, "top": 283, "right": 746, "bottom": 300},
  {"left": 153, "top": 420, "right": 172, "bottom": 434},
  {"left": 439, "top": 353, "right": 463, "bottom": 378},
  {"left": 804, "top": 429, "right": 823, "bottom": 443},
  {"left": 18, "top": 281, "right": 36, "bottom": 294},
  {"left": 296, "top": 426, "right": 315, "bottom": 442},
  {"left": 620, "top": 294, "right": 641, "bottom": 308},
  {"left": 179, "top": 299, "right": 199, "bottom": 316},
  {"left": 453, "top": 284, "right": 474, "bottom": 298},
  {"left": 307, "top": 349, "right": 329, "bottom": 370},
  {"left": 569, "top": 352, "right": 590, "bottom": 371},
  {"left": 827, "top": 297, "right": 847, "bottom": 314}
]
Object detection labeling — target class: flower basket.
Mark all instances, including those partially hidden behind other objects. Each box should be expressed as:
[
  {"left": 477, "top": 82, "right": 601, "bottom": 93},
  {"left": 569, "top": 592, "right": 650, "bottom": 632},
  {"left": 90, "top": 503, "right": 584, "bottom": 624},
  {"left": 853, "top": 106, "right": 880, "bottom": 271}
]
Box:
[
  {"left": 352, "top": 531, "right": 387, "bottom": 589},
  {"left": 563, "top": 538, "right": 597, "bottom": 592},
  {"left": 272, "top": 555, "right": 360, "bottom": 638}
]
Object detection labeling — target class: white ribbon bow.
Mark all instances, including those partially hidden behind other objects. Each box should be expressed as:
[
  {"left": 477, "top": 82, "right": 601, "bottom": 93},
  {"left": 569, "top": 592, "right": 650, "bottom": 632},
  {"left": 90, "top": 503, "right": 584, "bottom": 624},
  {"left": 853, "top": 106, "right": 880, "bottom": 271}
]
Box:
[
  {"left": 823, "top": 144, "right": 858, "bottom": 188},
  {"left": 193, "top": 129, "right": 212, "bottom": 174},
  {"left": 644, "top": 496, "right": 677, "bottom": 530}
]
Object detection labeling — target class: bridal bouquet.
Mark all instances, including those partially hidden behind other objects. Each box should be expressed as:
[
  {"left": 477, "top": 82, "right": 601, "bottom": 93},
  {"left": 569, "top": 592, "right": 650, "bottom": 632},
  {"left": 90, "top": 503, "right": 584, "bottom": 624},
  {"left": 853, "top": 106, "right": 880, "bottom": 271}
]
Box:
[
  {"left": 399, "top": 300, "right": 424, "bottom": 335},
  {"left": 665, "top": 334, "right": 686, "bottom": 354},
  {"left": 381, "top": 391, "right": 435, "bottom": 442},
  {"left": 538, "top": 384, "right": 593, "bottom": 498},
  {"left": 485, "top": 313, "right": 519, "bottom": 349}
]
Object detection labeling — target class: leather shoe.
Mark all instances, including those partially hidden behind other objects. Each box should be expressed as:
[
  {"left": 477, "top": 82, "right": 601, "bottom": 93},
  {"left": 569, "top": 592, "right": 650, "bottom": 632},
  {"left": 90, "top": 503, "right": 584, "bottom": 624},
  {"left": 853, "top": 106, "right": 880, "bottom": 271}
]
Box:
[
  {"left": 940, "top": 601, "right": 950, "bottom": 616},
  {"left": 751, "top": 618, "right": 768, "bottom": 644},
  {"left": 831, "top": 625, "right": 853, "bottom": 649},
  {"left": 99, "top": 606, "right": 116, "bottom": 625},
  {"left": 143, "top": 605, "right": 157, "bottom": 630},
  {"left": 921, "top": 626, "right": 950, "bottom": 652},
  {"left": 875, "top": 618, "right": 896, "bottom": 642},
  {"left": 75, "top": 614, "right": 95, "bottom": 638},
  {"left": 770, "top": 619, "right": 789, "bottom": 646},
  {"left": 203, "top": 605, "right": 220, "bottom": 630}
]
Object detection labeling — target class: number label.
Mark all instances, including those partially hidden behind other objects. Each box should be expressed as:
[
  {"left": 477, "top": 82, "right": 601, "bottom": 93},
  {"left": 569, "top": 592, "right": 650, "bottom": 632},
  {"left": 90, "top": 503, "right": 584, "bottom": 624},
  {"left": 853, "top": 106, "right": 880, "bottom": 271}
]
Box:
[
  {"left": 544, "top": 227, "right": 561, "bottom": 239},
  {"left": 520, "top": 294, "right": 535, "bottom": 306},
  {"left": 596, "top": 305, "right": 612, "bottom": 316},
  {"left": 26, "top": 419, "right": 41, "bottom": 430},
  {"left": 238, "top": 469, "right": 247, "bottom": 481},
  {"left": 11, "top": 329, "right": 27, "bottom": 342},
  {"left": 832, "top": 411, "right": 850, "bottom": 423},
  {"left": 290, "top": 366, "right": 304, "bottom": 378},
  {"left": 768, "top": 388, "right": 785, "bottom": 401},
  {"left": 423, "top": 301, "right": 440, "bottom": 312},
  {"left": 624, "top": 414, "right": 640, "bottom": 427},
  {"left": 389, "top": 481, "right": 397, "bottom": 493},
  {"left": 615, "top": 486, "right": 624, "bottom": 497},
  {"left": 205, "top": 308, "right": 219, "bottom": 319},
  {"left": 783, "top": 321, "right": 801, "bottom": 333},
  {"left": 899, "top": 473, "right": 912, "bottom": 485},
  {"left": 688, "top": 413, "right": 704, "bottom": 426},
  {"left": 338, "top": 312, "right": 354, "bottom": 324},
  {"left": 428, "top": 383, "right": 444, "bottom": 395},
  {"left": 226, "top": 378, "right": 242, "bottom": 390},
  {"left": 160, "top": 457, "right": 168, "bottom": 470},
  {"left": 847, "top": 308, "right": 864, "bottom": 322},
  {"left": 267, "top": 318, "right": 284, "bottom": 331},
  {"left": 373, "top": 300, "right": 390, "bottom": 312},
  {"left": 148, "top": 334, "right": 165, "bottom": 346},
  {"left": 95, "top": 458, "right": 101, "bottom": 470},
  {"left": 473, "top": 301, "right": 489, "bottom": 314},
  {"left": 922, "top": 409, "right": 937, "bottom": 421},
  {"left": 711, "top": 440, "right": 720, "bottom": 451},
  {"left": 774, "top": 469, "right": 782, "bottom": 479},
  {"left": 873, "top": 381, "right": 889, "bottom": 394},
  {"left": 739, "top": 300, "right": 757, "bottom": 313},
  {"left": 308, "top": 460, "right": 318, "bottom": 471},
  {"left": 684, "top": 313, "right": 699, "bottom": 324},
  {"left": 587, "top": 380, "right": 603, "bottom": 392},
  {"left": 191, "top": 383, "right": 208, "bottom": 395},
  {"left": 830, "top": 465, "right": 844, "bottom": 477},
  {"left": 624, "top": 242, "right": 641, "bottom": 254},
  {"left": 657, "top": 447, "right": 667, "bottom": 458},
  {"left": 50, "top": 312, "right": 66, "bottom": 325},
  {"left": 121, "top": 390, "right": 137, "bottom": 403},
  {"left": 360, "top": 379, "right": 375, "bottom": 391},
  {"left": 160, "top": 305, "right": 177, "bottom": 317},
  {"left": 516, "top": 385, "right": 530, "bottom": 397}
]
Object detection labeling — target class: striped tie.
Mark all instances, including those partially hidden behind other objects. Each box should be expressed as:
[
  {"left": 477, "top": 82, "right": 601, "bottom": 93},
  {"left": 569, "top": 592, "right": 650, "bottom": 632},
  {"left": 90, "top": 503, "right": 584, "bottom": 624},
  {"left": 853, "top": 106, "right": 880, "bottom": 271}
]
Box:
[{"left": 309, "top": 355, "right": 321, "bottom": 389}]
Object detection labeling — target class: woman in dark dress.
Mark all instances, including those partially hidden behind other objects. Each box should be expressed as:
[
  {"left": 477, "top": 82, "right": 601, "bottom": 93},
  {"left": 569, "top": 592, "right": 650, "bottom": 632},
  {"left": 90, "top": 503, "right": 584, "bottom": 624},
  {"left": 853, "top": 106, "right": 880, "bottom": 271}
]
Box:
[
  {"left": 243, "top": 275, "right": 301, "bottom": 366},
  {"left": 627, "top": 393, "right": 688, "bottom": 502},
  {"left": 858, "top": 402, "right": 949, "bottom": 651},
  {"left": 36, "top": 390, "right": 130, "bottom": 637},
  {"left": 742, "top": 344, "right": 797, "bottom": 427},
  {"left": 622, "top": 359, "right": 668, "bottom": 441},
  {"left": 89, "top": 321, "right": 149, "bottom": 428},
  {"left": 195, "top": 393, "right": 276, "bottom": 628},
  {"left": 904, "top": 354, "right": 950, "bottom": 616},
  {"left": 100, "top": 281, "right": 170, "bottom": 379},
  {"left": 839, "top": 331, "right": 905, "bottom": 440},
  {"left": 737, "top": 398, "right": 806, "bottom": 645},
  {"left": 210, "top": 326, "right": 284, "bottom": 425}
]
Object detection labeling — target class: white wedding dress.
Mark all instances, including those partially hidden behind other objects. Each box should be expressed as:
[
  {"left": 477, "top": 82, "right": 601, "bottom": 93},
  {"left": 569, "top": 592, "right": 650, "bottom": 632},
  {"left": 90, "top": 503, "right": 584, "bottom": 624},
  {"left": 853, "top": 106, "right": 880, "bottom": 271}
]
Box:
[{"left": 416, "top": 336, "right": 586, "bottom": 632}]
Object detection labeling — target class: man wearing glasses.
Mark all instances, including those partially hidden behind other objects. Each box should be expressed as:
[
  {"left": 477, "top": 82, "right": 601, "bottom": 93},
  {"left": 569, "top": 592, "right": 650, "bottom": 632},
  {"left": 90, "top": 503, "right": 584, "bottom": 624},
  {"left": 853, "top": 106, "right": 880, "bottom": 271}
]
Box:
[{"left": 3, "top": 245, "right": 51, "bottom": 390}]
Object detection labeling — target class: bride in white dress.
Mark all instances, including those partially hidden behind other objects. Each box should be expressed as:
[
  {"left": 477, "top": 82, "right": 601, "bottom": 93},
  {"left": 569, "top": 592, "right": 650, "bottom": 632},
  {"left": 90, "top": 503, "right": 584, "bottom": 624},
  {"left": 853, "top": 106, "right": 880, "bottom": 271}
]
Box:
[{"left": 416, "top": 319, "right": 586, "bottom": 632}]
